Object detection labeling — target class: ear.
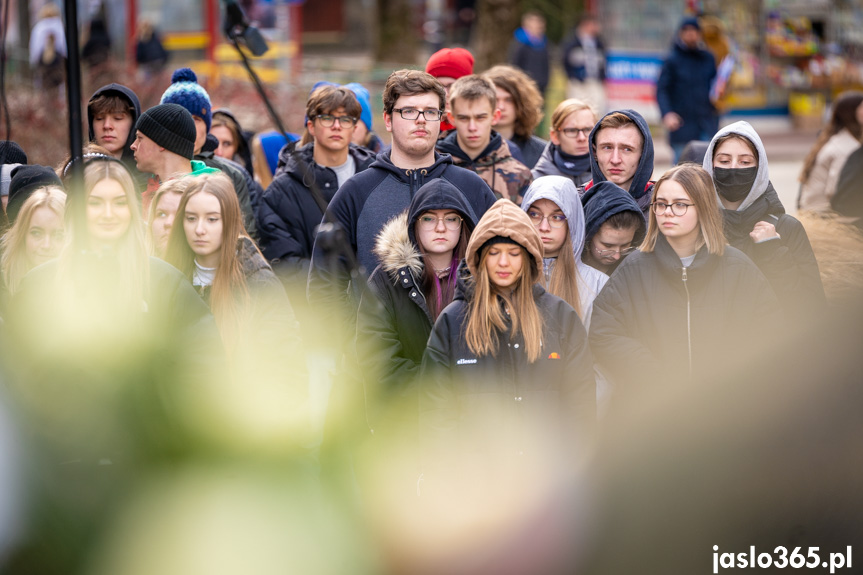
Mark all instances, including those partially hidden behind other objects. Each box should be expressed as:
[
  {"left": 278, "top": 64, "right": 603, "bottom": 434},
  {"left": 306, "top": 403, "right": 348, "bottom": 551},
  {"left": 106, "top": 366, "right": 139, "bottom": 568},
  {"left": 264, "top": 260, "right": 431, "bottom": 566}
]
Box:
[
  {"left": 383, "top": 111, "right": 393, "bottom": 133},
  {"left": 447, "top": 111, "right": 455, "bottom": 124},
  {"left": 550, "top": 130, "right": 560, "bottom": 146},
  {"left": 492, "top": 108, "right": 502, "bottom": 123}
]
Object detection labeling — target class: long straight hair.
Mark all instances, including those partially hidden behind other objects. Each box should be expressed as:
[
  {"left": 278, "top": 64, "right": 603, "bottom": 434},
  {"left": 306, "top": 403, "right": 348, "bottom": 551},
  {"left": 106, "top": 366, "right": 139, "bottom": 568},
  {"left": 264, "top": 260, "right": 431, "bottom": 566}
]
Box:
[
  {"left": 465, "top": 244, "right": 545, "bottom": 363},
  {"left": 640, "top": 164, "right": 726, "bottom": 256},
  {"left": 546, "top": 236, "right": 582, "bottom": 318},
  {"left": 800, "top": 91, "right": 863, "bottom": 184},
  {"left": 164, "top": 173, "right": 250, "bottom": 353},
  {"left": 417, "top": 221, "right": 470, "bottom": 320},
  {"left": 1, "top": 186, "right": 66, "bottom": 295}
]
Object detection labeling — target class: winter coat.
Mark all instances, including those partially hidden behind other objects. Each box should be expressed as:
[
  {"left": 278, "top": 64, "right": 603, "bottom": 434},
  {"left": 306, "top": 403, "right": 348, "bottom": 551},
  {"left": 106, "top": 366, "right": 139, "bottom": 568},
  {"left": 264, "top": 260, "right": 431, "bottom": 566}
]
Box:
[
  {"left": 521, "top": 175, "right": 608, "bottom": 329},
  {"left": 356, "top": 179, "right": 480, "bottom": 435},
  {"left": 508, "top": 28, "right": 550, "bottom": 93},
  {"left": 832, "top": 145, "right": 863, "bottom": 229},
  {"left": 656, "top": 35, "right": 719, "bottom": 146},
  {"left": 436, "top": 130, "right": 532, "bottom": 204},
  {"left": 532, "top": 142, "right": 592, "bottom": 189},
  {"left": 562, "top": 33, "right": 606, "bottom": 82},
  {"left": 195, "top": 151, "right": 258, "bottom": 240},
  {"left": 511, "top": 134, "right": 548, "bottom": 170},
  {"left": 798, "top": 129, "right": 859, "bottom": 213},
  {"left": 308, "top": 151, "right": 496, "bottom": 315},
  {"left": 585, "top": 109, "right": 655, "bottom": 218},
  {"left": 702, "top": 121, "right": 826, "bottom": 319},
  {"left": 590, "top": 233, "right": 782, "bottom": 392},
  {"left": 258, "top": 142, "right": 375, "bottom": 281},
  {"left": 87, "top": 84, "right": 147, "bottom": 191}
]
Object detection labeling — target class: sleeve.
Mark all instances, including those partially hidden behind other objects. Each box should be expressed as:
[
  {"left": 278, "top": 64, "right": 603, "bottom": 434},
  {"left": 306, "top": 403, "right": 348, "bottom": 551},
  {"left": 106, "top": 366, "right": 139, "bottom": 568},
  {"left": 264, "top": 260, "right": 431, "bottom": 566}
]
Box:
[
  {"left": 655, "top": 57, "right": 674, "bottom": 118},
  {"left": 233, "top": 168, "right": 258, "bottom": 241},
  {"left": 831, "top": 148, "right": 863, "bottom": 218},
  {"left": 824, "top": 147, "right": 852, "bottom": 202},
  {"left": 257, "top": 180, "right": 310, "bottom": 279},
  {"left": 356, "top": 273, "right": 421, "bottom": 428},
  {"left": 589, "top": 266, "right": 664, "bottom": 389}
]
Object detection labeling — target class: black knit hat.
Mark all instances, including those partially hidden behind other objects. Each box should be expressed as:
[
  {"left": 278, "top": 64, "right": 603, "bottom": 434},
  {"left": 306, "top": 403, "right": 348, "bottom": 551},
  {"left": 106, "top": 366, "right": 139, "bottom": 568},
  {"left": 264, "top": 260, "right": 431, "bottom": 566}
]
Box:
[
  {"left": 7, "top": 165, "right": 63, "bottom": 224},
  {"left": 0, "top": 141, "right": 27, "bottom": 165},
  {"left": 135, "top": 103, "right": 196, "bottom": 160}
]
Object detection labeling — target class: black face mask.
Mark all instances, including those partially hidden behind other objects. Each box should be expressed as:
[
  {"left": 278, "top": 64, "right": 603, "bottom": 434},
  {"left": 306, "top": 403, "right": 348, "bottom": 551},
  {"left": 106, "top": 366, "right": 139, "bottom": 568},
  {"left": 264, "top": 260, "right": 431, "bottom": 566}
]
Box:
[{"left": 713, "top": 166, "right": 757, "bottom": 203}]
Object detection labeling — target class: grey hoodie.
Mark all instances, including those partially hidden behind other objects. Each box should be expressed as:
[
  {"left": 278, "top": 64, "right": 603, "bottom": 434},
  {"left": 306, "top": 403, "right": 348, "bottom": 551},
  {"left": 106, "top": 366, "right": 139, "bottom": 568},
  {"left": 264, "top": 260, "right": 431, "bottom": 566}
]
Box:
[
  {"left": 522, "top": 175, "right": 608, "bottom": 329},
  {"left": 701, "top": 120, "right": 771, "bottom": 212}
]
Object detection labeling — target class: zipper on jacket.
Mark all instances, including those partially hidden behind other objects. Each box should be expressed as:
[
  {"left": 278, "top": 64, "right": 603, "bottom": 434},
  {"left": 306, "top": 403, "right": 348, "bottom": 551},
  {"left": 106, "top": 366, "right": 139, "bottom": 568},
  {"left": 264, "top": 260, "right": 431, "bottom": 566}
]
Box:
[{"left": 682, "top": 266, "right": 692, "bottom": 378}]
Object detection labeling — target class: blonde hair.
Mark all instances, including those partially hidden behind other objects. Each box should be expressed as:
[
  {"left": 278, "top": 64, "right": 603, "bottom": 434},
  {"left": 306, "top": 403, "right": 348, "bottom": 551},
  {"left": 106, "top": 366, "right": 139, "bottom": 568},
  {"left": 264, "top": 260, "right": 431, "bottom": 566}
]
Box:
[
  {"left": 447, "top": 74, "right": 497, "bottom": 112},
  {"left": 551, "top": 98, "right": 596, "bottom": 133},
  {"left": 640, "top": 164, "right": 726, "bottom": 256},
  {"left": 1, "top": 186, "right": 66, "bottom": 295},
  {"left": 465, "top": 243, "right": 545, "bottom": 362},
  {"left": 545, "top": 235, "right": 581, "bottom": 318},
  {"left": 164, "top": 173, "right": 251, "bottom": 354},
  {"left": 146, "top": 177, "right": 193, "bottom": 256}
]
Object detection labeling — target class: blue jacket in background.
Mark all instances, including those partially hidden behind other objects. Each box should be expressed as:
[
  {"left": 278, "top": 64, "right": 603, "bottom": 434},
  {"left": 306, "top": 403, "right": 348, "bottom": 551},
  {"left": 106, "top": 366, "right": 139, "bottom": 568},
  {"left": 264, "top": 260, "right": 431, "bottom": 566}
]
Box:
[{"left": 656, "top": 36, "right": 718, "bottom": 146}]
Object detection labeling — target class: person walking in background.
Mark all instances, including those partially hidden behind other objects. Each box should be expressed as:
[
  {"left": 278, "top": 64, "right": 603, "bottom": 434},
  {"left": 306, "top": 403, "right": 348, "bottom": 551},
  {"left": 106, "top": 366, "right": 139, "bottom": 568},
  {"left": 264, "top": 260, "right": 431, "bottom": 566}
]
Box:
[
  {"left": 656, "top": 17, "right": 718, "bottom": 164},
  {"left": 702, "top": 121, "right": 826, "bottom": 321},
  {"left": 29, "top": 4, "right": 67, "bottom": 93},
  {"left": 532, "top": 98, "right": 597, "bottom": 189},
  {"left": 483, "top": 65, "right": 547, "bottom": 169},
  {"left": 508, "top": 11, "right": 550, "bottom": 97},
  {"left": 562, "top": 15, "right": 606, "bottom": 113},
  {"left": 798, "top": 91, "right": 863, "bottom": 214},
  {"left": 135, "top": 18, "right": 169, "bottom": 81}
]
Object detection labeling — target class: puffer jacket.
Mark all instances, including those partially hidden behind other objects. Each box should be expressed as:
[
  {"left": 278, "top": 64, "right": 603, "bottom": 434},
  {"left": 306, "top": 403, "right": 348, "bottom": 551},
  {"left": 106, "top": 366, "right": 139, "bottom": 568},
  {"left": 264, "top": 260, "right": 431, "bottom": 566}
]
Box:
[
  {"left": 702, "top": 121, "right": 826, "bottom": 319},
  {"left": 356, "top": 179, "right": 479, "bottom": 435},
  {"left": 258, "top": 142, "right": 375, "bottom": 281},
  {"left": 589, "top": 233, "right": 782, "bottom": 392},
  {"left": 521, "top": 175, "right": 608, "bottom": 329},
  {"left": 437, "top": 130, "right": 533, "bottom": 204}
]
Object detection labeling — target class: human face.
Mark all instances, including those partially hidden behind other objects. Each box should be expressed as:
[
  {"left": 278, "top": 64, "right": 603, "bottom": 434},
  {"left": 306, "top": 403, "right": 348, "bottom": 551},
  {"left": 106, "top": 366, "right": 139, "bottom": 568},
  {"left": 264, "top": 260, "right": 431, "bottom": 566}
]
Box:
[
  {"left": 384, "top": 92, "right": 441, "bottom": 164},
  {"left": 25, "top": 206, "right": 64, "bottom": 269},
  {"left": 712, "top": 138, "right": 758, "bottom": 169},
  {"left": 352, "top": 121, "right": 369, "bottom": 146},
  {"left": 415, "top": 209, "right": 461, "bottom": 256},
  {"left": 211, "top": 125, "right": 237, "bottom": 160},
  {"left": 586, "top": 221, "right": 637, "bottom": 273},
  {"left": 449, "top": 98, "right": 500, "bottom": 159},
  {"left": 680, "top": 26, "right": 701, "bottom": 49},
  {"left": 193, "top": 116, "right": 208, "bottom": 156},
  {"left": 594, "top": 125, "right": 643, "bottom": 191},
  {"left": 493, "top": 87, "right": 515, "bottom": 131},
  {"left": 151, "top": 191, "right": 182, "bottom": 257},
  {"left": 130, "top": 131, "right": 160, "bottom": 173},
  {"left": 526, "top": 199, "right": 568, "bottom": 258},
  {"left": 87, "top": 179, "right": 132, "bottom": 245},
  {"left": 93, "top": 110, "right": 133, "bottom": 158},
  {"left": 654, "top": 180, "right": 699, "bottom": 249},
  {"left": 183, "top": 192, "right": 224, "bottom": 268},
  {"left": 550, "top": 109, "right": 595, "bottom": 156},
  {"left": 308, "top": 106, "right": 355, "bottom": 156},
  {"left": 484, "top": 243, "right": 524, "bottom": 290}
]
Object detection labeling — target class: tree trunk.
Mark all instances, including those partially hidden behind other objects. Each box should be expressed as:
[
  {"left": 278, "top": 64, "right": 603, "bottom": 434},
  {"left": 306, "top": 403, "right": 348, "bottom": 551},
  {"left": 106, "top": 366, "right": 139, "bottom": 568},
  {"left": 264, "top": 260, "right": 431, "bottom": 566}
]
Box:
[
  {"left": 375, "top": 0, "right": 419, "bottom": 64},
  {"left": 473, "top": 0, "right": 520, "bottom": 71}
]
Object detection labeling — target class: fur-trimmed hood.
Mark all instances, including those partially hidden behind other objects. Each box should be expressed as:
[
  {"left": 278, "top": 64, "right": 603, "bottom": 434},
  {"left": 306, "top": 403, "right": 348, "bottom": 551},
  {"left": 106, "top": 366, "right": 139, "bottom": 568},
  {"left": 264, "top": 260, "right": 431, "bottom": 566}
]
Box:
[{"left": 374, "top": 211, "right": 423, "bottom": 281}]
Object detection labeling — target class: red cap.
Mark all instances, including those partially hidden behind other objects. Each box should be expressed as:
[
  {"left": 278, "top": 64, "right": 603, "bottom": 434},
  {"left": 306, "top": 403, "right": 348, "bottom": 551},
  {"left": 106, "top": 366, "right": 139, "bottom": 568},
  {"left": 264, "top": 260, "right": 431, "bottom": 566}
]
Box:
[{"left": 425, "top": 48, "right": 475, "bottom": 79}]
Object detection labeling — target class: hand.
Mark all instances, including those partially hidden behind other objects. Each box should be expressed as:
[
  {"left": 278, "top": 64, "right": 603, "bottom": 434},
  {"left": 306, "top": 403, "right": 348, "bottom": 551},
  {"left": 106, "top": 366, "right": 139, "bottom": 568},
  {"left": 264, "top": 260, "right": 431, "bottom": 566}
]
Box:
[
  {"left": 662, "top": 112, "right": 682, "bottom": 132},
  {"left": 750, "top": 221, "right": 780, "bottom": 243}
]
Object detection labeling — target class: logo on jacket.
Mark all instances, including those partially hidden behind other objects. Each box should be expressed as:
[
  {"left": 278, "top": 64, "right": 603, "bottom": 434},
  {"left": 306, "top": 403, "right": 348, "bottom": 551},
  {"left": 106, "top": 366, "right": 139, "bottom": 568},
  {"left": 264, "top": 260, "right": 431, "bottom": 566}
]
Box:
[
  {"left": 456, "top": 358, "right": 478, "bottom": 365},
  {"left": 548, "top": 352, "right": 560, "bottom": 359}
]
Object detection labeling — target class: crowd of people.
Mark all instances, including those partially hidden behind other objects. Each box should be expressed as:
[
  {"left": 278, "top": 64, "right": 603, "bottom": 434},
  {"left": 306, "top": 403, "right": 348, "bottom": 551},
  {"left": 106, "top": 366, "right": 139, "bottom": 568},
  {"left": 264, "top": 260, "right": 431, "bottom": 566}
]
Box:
[{"left": 0, "top": 18, "right": 860, "bottom": 573}]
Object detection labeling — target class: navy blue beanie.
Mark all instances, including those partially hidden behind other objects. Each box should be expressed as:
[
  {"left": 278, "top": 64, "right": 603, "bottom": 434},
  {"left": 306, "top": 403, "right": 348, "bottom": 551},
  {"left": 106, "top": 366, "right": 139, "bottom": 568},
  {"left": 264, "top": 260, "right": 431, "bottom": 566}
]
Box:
[
  {"left": 161, "top": 68, "right": 213, "bottom": 132},
  {"left": 680, "top": 17, "right": 701, "bottom": 31}
]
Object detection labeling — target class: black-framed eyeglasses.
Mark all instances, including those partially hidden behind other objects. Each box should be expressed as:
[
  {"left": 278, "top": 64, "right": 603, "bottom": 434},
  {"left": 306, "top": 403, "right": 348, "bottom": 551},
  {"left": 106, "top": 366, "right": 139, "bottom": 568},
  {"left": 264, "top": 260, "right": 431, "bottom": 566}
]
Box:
[
  {"left": 526, "top": 211, "right": 567, "bottom": 229},
  {"left": 556, "top": 127, "right": 592, "bottom": 138},
  {"left": 652, "top": 201, "right": 695, "bottom": 216},
  {"left": 392, "top": 108, "right": 444, "bottom": 121},
  {"left": 417, "top": 214, "right": 462, "bottom": 230},
  {"left": 314, "top": 114, "right": 358, "bottom": 127},
  {"left": 594, "top": 245, "right": 636, "bottom": 258}
]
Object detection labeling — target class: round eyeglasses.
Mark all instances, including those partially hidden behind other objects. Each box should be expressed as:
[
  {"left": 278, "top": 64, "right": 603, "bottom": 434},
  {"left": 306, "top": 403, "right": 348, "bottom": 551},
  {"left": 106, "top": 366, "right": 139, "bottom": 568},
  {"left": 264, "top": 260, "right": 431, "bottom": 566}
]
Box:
[
  {"left": 314, "top": 114, "right": 358, "bottom": 128},
  {"left": 392, "top": 108, "right": 444, "bottom": 121},
  {"left": 556, "top": 127, "right": 592, "bottom": 138},
  {"left": 417, "top": 214, "right": 462, "bottom": 230},
  {"left": 527, "top": 211, "right": 567, "bottom": 229},
  {"left": 595, "top": 246, "right": 636, "bottom": 258},
  {"left": 652, "top": 201, "right": 695, "bottom": 216}
]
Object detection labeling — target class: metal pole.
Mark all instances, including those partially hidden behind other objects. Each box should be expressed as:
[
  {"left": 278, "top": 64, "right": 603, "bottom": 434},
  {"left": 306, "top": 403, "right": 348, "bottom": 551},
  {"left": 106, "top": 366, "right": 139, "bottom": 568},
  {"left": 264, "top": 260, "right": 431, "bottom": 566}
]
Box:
[{"left": 64, "top": 0, "right": 85, "bottom": 250}]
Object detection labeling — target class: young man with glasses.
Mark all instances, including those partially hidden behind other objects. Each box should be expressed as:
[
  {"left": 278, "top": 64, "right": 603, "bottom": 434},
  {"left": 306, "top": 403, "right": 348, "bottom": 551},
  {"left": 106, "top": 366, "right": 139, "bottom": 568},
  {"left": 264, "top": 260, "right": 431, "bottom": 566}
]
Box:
[
  {"left": 582, "top": 180, "right": 646, "bottom": 275},
  {"left": 532, "top": 98, "right": 597, "bottom": 189},
  {"left": 258, "top": 85, "right": 375, "bottom": 283},
  {"left": 308, "top": 69, "right": 496, "bottom": 316},
  {"left": 436, "top": 75, "right": 533, "bottom": 204}
]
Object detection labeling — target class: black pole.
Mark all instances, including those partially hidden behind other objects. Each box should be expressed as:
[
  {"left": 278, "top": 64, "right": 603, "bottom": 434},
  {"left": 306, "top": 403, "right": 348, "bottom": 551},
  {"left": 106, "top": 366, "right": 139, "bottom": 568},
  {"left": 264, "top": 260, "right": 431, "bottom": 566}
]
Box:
[{"left": 64, "top": 0, "right": 86, "bottom": 250}]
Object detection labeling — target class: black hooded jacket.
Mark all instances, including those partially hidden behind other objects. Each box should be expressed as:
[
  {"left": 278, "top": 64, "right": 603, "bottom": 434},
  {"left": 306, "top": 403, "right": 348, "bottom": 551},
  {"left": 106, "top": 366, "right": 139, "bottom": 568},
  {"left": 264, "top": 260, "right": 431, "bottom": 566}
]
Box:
[
  {"left": 585, "top": 109, "right": 655, "bottom": 218},
  {"left": 87, "top": 84, "right": 146, "bottom": 189},
  {"left": 258, "top": 142, "right": 375, "bottom": 281},
  {"left": 356, "top": 179, "right": 479, "bottom": 435}
]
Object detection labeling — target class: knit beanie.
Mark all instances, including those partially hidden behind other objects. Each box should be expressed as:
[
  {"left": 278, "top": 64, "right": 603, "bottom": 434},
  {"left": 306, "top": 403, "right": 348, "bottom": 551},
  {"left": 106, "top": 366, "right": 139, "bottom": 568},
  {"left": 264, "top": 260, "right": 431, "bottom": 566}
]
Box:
[
  {"left": 160, "top": 68, "right": 213, "bottom": 132},
  {"left": 344, "top": 82, "right": 374, "bottom": 132},
  {"left": 7, "top": 165, "right": 63, "bottom": 224},
  {"left": 425, "top": 47, "right": 474, "bottom": 79},
  {"left": 680, "top": 16, "right": 701, "bottom": 31},
  {"left": 136, "top": 103, "right": 196, "bottom": 160},
  {"left": 0, "top": 141, "right": 27, "bottom": 165}
]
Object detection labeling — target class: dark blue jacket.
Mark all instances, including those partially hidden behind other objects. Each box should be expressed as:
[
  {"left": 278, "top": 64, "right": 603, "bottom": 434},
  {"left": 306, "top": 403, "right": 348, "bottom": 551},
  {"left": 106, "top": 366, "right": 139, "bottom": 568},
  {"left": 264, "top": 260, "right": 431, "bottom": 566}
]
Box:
[
  {"left": 508, "top": 28, "right": 550, "bottom": 93},
  {"left": 586, "top": 109, "right": 655, "bottom": 218},
  {"left": 656, "top": 37, "right": 718, "bottom": 145},
  {"left": 562, "top": 33, "right": 606, "bottom": 82}
]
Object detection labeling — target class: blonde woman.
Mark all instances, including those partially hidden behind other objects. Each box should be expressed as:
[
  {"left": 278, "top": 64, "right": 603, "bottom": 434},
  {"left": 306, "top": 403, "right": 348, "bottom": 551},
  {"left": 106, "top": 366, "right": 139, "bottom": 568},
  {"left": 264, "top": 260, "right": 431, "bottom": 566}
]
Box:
[
  {"left": 532, "top": 98, "right": 597, "bottom": 188},
  {"left": 590, "top": 164, "right": 782, "bottom": 392},
  {"left": 146, "top": 177, "right": 192, "bottom": 258}
]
